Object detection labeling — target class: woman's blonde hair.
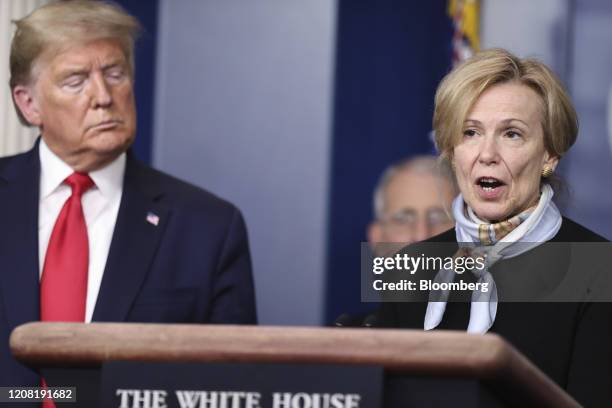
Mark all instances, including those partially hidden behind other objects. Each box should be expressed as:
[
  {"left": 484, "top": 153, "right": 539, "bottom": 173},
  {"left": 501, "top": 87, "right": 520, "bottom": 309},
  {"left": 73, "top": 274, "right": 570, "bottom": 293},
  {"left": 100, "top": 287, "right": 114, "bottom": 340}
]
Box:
[
  {"left": 433, "top": 48, "right": 577, "bottom": 162},
  {"left": 9, "top": 0, "right": 141, "bottom": 124}
]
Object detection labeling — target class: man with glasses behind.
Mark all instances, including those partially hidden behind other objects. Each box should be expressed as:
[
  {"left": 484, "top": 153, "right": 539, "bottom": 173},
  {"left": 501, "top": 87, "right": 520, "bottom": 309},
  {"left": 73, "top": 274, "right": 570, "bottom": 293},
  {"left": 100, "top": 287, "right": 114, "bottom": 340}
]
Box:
[
  {"left": 335, "top": 156, "right": 457, "bottom": 328},
  {"left": 367, "top": 156, "right": 457, "bottom": 255}
]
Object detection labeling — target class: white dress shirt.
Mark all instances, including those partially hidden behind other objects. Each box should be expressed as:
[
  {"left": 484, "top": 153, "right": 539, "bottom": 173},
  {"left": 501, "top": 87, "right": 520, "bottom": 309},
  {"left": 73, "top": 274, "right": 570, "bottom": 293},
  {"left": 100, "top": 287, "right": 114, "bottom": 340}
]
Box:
[{"left": 38, "top": 140, "right": 125, "bottom": 322}]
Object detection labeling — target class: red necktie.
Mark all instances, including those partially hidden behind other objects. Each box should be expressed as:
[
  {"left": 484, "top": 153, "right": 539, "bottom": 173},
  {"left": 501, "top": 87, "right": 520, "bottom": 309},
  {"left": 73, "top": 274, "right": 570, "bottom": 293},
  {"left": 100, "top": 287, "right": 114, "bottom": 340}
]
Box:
[
  {"left": 40, "top": 172, "right": 94, "bottom": 322},
  {"left": 40, "top": 173, "right": 93, "bottom": 407}
]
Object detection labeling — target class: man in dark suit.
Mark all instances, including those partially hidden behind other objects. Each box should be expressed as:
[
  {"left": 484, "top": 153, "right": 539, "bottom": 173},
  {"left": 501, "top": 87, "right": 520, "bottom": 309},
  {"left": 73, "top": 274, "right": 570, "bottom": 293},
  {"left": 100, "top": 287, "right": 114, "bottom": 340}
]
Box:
[{"left": 1, "top": 0, "right": 256, "bottom": 388}]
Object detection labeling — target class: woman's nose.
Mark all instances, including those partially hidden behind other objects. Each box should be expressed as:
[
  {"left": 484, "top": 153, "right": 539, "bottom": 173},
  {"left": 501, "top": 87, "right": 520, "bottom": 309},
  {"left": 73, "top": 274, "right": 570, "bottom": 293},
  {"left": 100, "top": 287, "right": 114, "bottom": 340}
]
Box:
[{"left": 478, "top": 134, "right": 500, "bottom": 165}]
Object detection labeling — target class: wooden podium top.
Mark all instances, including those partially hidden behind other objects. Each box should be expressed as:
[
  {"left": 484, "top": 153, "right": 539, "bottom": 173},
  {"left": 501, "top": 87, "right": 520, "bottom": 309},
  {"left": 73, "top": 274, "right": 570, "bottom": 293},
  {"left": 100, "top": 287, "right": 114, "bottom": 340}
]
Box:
[{"left": 10, "top": 322, "right": 578, "bottom": 407}]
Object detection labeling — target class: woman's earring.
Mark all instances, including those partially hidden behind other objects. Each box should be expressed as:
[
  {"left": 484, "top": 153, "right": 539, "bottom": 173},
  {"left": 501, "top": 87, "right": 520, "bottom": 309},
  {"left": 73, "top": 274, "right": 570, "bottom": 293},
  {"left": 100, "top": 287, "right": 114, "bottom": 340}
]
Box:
[{"left": 542, "top": 165, "right": 553, "bottom": 178}]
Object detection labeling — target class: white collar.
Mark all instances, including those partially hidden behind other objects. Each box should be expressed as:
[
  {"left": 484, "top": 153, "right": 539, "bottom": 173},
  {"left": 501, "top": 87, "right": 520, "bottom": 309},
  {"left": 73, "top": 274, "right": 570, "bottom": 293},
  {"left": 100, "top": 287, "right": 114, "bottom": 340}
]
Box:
[{"left": 39, "top": 139, "right": 126, "bottom": 200}]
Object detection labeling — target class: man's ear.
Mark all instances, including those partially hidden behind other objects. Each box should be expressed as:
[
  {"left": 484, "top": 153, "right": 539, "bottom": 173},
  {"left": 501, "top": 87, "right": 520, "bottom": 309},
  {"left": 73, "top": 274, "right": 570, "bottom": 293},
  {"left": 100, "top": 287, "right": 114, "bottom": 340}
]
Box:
[
  {"left": 367, "top": 222, "right": 382, "bottom": 248},
  {"left": 12, "top": 85, "right": 42, "bottom": 126}
]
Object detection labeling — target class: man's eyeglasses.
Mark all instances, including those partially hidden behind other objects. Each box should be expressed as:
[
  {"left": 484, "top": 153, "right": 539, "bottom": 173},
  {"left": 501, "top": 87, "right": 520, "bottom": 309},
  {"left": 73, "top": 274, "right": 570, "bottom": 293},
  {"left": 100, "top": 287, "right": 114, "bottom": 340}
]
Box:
[{"left": 380, "top": 208, "right": 452, "bottom": 230}]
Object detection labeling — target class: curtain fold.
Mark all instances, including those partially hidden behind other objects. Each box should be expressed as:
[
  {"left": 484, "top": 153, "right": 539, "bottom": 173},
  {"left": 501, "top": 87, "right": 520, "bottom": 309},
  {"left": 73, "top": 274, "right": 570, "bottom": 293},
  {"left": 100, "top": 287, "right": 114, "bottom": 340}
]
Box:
[{"left": 0, "top": 0, "right": 47, "bottom": 157}]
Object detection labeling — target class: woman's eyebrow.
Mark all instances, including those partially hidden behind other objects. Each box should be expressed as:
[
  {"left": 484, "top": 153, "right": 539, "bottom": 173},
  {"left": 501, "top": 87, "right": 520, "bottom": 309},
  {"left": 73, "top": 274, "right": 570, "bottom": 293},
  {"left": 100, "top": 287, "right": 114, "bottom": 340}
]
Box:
[{"left": 499, "top": 118, "right": 530, "bottom": 128}]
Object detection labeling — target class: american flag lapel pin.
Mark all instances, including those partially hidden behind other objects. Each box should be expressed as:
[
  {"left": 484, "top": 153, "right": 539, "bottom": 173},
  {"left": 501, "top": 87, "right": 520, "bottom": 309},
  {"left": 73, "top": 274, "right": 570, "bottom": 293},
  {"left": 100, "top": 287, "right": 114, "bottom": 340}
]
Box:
[{"left": 146, "top": 211, "right": 160, "bottom": 226}]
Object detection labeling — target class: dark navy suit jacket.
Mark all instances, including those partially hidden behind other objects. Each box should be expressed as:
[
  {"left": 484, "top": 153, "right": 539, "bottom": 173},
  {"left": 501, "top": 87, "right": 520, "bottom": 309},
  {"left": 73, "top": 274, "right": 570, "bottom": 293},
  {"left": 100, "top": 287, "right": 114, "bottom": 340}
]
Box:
[{"left": 0, "top": 142, "right": 257, "bottom": 387}]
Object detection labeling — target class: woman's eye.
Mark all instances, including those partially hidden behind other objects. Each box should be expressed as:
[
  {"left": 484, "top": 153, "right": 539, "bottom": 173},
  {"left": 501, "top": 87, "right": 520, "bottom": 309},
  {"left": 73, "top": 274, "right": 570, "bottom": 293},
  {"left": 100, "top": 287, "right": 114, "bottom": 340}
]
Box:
[
  {"left": 463, "top": 129, "right": 477, "bottom": 137},
  {"left": 505, "top": 130, "right": 522, "bottom": 139}
]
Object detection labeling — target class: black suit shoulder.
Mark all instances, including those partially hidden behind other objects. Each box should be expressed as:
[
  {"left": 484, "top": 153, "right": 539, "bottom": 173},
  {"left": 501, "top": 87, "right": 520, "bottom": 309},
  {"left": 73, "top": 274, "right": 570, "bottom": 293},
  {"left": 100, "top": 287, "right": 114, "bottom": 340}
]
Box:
[
  {"left": 553, "top": 216, "right": 609, "bottom": 242},
  {"left": 0, "top": 148, "right": 38, "bottom": 184},
  {"left": 0, "top": 146, "right": 240, "bottom": 219},
  {"left": 0, "top": 149, "right": 30, "bottom": 167}
]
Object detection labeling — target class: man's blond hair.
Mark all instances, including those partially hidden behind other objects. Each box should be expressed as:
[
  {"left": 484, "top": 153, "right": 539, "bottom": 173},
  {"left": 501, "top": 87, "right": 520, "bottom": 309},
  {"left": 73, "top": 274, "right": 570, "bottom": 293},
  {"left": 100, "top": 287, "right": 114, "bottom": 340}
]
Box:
[{"left": 9, "top": 0, "right": 141, "bottom": 125}]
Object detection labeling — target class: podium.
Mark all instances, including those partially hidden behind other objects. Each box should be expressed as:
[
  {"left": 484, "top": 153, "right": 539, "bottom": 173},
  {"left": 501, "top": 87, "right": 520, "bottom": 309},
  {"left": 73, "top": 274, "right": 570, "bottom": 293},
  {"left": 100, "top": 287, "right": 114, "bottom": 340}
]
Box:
[{"left": 10, "top": 322, "right": 578, "bottom": 407}]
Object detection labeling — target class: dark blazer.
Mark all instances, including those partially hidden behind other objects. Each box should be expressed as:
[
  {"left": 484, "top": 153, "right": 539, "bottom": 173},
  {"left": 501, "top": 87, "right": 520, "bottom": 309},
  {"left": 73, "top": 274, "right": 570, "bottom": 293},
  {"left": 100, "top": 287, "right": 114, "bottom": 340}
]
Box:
[
  {"left": 0, "top": 142, "right": 257, "bottom": 387},
  {"left": 376, "top": 217, "right": 611, "bottom": 407}
]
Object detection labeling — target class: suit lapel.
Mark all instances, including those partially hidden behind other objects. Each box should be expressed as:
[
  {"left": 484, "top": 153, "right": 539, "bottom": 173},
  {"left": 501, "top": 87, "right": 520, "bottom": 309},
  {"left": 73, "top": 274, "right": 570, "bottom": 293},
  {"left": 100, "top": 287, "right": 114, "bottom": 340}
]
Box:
[
  {"left": 92, "top": 154, "right": 169, "bottom": 322},
  {"left": 0, "top": 144, "right": 41, "bottom": 330}
]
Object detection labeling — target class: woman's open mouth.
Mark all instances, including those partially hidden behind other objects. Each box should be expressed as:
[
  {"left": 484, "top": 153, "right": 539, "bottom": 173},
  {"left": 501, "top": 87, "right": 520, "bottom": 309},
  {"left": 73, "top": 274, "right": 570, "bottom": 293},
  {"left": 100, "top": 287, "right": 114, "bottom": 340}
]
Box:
[{"left": 475, "top": 177, "right": 506, "bottom": 199}]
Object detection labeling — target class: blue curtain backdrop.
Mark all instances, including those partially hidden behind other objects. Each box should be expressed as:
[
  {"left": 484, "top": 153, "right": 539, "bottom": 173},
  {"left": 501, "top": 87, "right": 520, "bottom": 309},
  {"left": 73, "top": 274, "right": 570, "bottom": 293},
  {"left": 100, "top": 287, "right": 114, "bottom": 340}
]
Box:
[
  {"left": 325, "top": 0, "right": 454, "bottom": 324},
  {"left": 114, "top": 0, "right": 159, "bottom": 164}
]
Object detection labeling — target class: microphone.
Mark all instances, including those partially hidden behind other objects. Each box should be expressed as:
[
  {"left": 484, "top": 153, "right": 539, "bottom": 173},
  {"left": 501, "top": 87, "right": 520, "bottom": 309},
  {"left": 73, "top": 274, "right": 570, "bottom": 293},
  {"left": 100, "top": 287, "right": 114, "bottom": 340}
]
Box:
[
  {"left": 334, "top": 313, "right": 359, "bottom": 327},
  {"left": 361, "top": 313, "right": 378, "bottom": 328},
  {"left": 334, "top": 313, "right": 378, "bottom": 328}
]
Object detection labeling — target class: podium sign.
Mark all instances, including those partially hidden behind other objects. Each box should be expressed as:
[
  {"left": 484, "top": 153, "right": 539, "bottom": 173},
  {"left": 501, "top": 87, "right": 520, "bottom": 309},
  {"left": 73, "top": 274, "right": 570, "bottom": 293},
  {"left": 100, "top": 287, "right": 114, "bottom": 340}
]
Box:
[{"left": 99, "top": 362, "right": 383, "bottom": 408}]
